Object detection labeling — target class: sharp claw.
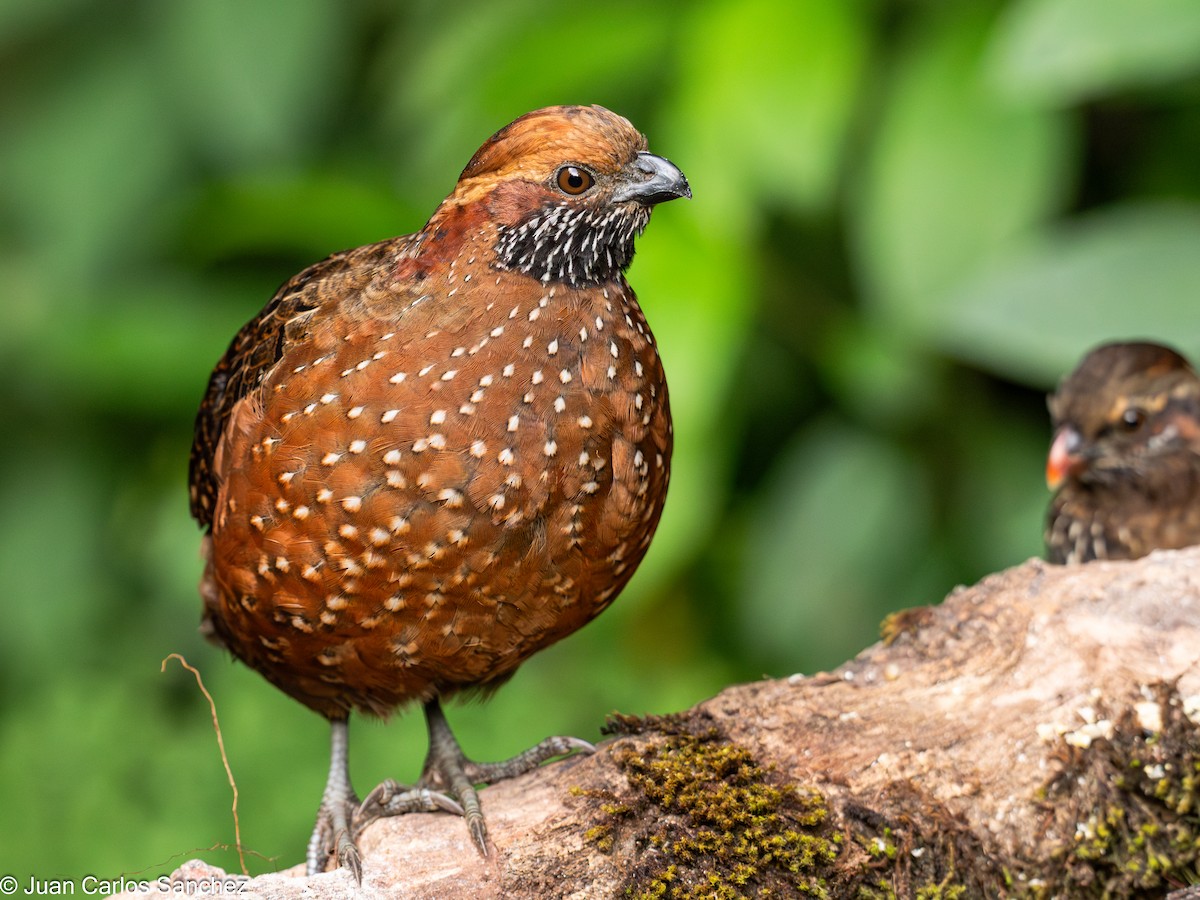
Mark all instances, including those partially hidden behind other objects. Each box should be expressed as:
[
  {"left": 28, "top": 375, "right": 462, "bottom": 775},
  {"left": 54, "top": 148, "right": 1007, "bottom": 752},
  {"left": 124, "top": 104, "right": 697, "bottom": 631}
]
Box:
[
  {"left": 469, "top": 816, "right": 490, "bottom": 857},
  {"left": 431, "top": 790, "right": 465, "bottom": 816},
  {"left": 337, "top": 837, "right": 363, "bottom": 885},
  {"left": 359, "top": 779, "right": 394, "bottom": 813}
]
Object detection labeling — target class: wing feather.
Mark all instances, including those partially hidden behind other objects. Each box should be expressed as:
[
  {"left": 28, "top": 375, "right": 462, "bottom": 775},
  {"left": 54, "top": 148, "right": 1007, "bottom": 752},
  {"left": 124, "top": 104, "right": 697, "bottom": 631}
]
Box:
[{"left": 188, "top": 239, "right": 404, "bottom": 527}]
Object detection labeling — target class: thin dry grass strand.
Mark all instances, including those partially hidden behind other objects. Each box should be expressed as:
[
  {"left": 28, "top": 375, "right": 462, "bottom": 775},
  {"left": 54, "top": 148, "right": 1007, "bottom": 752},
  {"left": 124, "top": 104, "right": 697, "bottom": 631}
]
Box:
[{"left": 162, "top": 653, "right": 247, "bottom": 875}]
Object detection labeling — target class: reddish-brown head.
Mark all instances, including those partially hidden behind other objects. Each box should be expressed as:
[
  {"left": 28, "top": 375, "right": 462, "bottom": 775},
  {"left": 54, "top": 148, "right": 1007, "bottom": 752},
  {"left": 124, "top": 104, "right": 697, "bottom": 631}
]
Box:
[
  {"left": 430, "top": 105, "right": 690, "bottom": 287},
  {"left": 460, "top": 105, "right": 647, "bottom": 185}
]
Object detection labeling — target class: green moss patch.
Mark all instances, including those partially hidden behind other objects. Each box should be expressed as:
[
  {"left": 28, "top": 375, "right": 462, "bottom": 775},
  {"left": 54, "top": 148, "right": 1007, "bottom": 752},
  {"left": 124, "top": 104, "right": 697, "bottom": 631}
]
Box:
[
  {"left": 580, "top": 712, "right": 839, "bottom": 898},
  {"left": 1039, "top": 681, "right": 1200, "bottom": 896}
]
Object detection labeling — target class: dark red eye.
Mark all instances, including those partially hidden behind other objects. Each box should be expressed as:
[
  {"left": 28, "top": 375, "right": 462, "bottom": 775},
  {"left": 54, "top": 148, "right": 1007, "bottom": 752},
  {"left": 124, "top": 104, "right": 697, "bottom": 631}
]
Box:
[{"left": 556, "top": 165, "right": 594, "bottom": 195}]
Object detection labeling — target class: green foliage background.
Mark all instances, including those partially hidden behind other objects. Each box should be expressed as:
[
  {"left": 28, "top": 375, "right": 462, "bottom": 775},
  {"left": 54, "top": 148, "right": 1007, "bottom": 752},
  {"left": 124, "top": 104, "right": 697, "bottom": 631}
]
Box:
[{"left": 2, "top": 0, "right": 1198, "bottom": 880}]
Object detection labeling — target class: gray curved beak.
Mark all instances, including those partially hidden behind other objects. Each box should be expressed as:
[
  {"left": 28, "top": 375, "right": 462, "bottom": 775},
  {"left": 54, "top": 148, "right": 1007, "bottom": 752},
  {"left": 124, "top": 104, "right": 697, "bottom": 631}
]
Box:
[{"left": 613, "top": 151, "right": 691, "bottom": 205}]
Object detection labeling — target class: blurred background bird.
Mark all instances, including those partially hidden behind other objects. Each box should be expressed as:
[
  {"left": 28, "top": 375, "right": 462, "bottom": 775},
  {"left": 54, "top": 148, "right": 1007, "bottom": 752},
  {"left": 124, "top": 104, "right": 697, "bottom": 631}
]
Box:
[
  {"left": 1045, "top": 341, "right": 1200, "bottom": 564},
  {"left": 4, "top": 0, "right": 1200, "bottom": 878}
]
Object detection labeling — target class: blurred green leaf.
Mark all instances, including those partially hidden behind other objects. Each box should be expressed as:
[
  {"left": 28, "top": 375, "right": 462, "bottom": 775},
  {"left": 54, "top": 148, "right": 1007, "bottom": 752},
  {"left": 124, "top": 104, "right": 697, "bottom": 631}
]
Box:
[
  {"left": 625, "top": 205, "right": 756, "bottom": 591},
  {"left": 184, "top": 173, "right": 421, "bottom": 264},
  {"left": 26, "top": 275, "right": 258, "bottom": 415},
  {"left": 851, "top": 4, "right": 1071, "bottom": 334},
  {"left": 379, "top": 0, "right": 677, "bottom": 202},
  {"left": 949, "top": 408, "right": 1049, "bottom": 574},
  {"left": 937, "top": 202, "right": 1200, "bottom": 385},
  {"left": 0, "top": 47, "right": 180, "bottom": 280},
  {"left": 150, "top": 0, "right": 351, "bottom": 167},
  {"left": 0, "top": 446, "right": 107, "bottom": 688},
  {"left": 0, "top": 0, "right": 89, "bottom": 46},
  {"left": 987, "top": 0, "right": 1200, "bottom": 105},
  {"left": 818, "top": 316, "right": 946, "bottom": 428},
  {"left": 738, "top": 419, "right": 935, "bottom": 673},
  {"left": 670, "top": 0, "right": 871, "bottom": 221}
]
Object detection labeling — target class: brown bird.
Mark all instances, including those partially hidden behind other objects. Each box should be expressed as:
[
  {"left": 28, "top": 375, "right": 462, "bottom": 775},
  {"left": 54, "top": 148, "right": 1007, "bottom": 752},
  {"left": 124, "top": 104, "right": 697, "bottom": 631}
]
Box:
[
  {"left": 1044, "top": 340, "right": 1200, "bottom": 564},
  {"left": 188, "top": 105, "right": 689, "bottom": 877}
]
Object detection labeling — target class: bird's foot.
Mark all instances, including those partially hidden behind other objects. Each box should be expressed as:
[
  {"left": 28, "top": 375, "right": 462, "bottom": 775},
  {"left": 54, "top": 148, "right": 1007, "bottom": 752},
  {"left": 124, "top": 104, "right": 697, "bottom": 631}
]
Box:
[
  {"left": 358, "top": 701, "right": 595, "bottom": 856},
  {"left": 356, "top": 781, "right": 463, "bottom": 833},
  {"left": 458, "top": 734, "right": 597, "bottom": 783},
  {"left": 306, "top": 718, "right": 363, "bottom": 881},
  {"left": 306, "top": 789, "right": 362, "bottom": 881},
  {"left": 427, "top": 732, "right": 596, "bottom": 855}
]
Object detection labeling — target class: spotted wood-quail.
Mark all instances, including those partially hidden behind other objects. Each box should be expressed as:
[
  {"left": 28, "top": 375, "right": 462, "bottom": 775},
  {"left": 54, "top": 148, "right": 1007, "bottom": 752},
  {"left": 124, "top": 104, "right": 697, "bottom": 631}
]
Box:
[
  {"left": 1045, "top": 340, "right": 1200, "bottom": 564},
  {"left": 188, "top": 105, "right": 690, "bottom": 876}
]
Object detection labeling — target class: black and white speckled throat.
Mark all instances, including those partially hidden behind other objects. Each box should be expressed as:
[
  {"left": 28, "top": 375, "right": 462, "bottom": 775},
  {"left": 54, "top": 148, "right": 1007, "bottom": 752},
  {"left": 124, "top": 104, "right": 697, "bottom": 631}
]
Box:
[{"left": 493, "top": 203, "right": 650, "bottom": 288}]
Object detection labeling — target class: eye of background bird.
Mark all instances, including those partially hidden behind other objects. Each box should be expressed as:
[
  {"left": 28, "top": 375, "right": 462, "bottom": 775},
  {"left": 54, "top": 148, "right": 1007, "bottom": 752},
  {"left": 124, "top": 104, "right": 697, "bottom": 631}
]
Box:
[
  {"left": 556, "top": 165, "right": 594, "bottom": 195},
  {"left": 1120, "top": 407, "right": 1147, "bottom": 431}
]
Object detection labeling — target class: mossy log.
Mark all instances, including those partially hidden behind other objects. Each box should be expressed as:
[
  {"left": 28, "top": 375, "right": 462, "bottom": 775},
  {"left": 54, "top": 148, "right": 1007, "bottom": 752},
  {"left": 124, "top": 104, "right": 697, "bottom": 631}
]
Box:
[{"left": 130, "top": 548, "right": 1200, "bottom": 899}]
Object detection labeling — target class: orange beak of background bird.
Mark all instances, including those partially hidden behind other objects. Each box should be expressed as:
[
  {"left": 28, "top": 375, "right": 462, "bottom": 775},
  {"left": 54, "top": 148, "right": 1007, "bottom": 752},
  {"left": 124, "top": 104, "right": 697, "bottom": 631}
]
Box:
[{"left": 1046, "top": 427, "right": 1084, "bottom": 490}]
